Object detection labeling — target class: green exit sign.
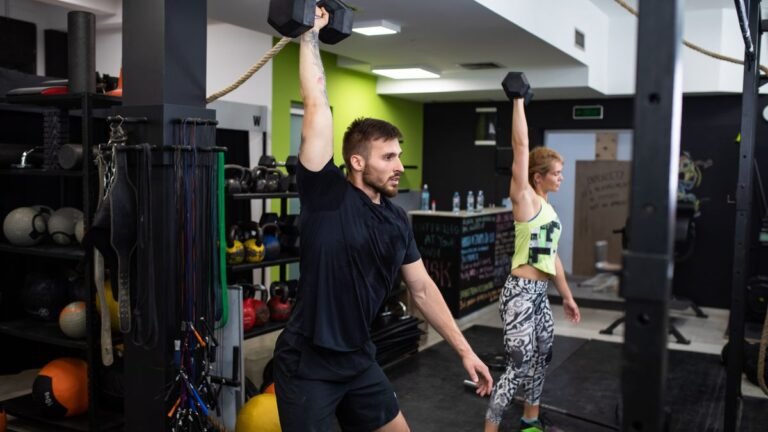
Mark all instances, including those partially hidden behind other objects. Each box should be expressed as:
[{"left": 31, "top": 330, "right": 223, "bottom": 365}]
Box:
[{"left": 573, "top": 105, "right": 604, "bottom": 120}]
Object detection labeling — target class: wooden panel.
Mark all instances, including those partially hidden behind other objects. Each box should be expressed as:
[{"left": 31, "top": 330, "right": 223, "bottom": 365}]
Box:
[
  {"left": 595, "top": 132, "right": 618, "bottom": 160},
  {"left": 572, "top": 160, "right": 631, "bottom": 276}
]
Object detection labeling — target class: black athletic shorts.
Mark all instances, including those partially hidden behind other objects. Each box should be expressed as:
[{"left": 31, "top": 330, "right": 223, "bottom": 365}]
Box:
[{"left": 273, "top": 333, "right": 400, "bottom": 431}]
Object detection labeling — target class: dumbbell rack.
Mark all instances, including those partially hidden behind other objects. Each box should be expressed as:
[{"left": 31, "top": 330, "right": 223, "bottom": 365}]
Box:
[
  {"left": 227, "top": 190, "right": 299, "bottom": 339},
  {"left": 0, "top": 93, "right": 124, "bottom": 431}
]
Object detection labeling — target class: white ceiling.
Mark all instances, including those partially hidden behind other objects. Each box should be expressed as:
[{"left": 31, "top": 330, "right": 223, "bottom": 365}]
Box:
[
  {"left": 206, "top": 0, "right": 745, "bottom": 102},
  {"left": 22, "top": 0, "right": 750, "bottom": 102}
]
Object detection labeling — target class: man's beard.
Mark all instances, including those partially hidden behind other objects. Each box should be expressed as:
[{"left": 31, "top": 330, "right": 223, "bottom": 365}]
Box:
[{"left": 363, "top": 166, "right": 398, "bottom": 198}]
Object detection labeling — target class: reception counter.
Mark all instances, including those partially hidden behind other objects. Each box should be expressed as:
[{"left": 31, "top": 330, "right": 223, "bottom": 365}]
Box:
[{"left": 409, "top": 208, "right": 514, "bottom": 318}]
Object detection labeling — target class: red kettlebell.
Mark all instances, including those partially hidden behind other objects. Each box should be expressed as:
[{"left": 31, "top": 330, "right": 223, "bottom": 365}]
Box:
[
  {"left": 268, "top": 282, "right": 293, "bottom": 322},
  {"left": 242, "top": 284, "right": 270, "bottom": 331}
]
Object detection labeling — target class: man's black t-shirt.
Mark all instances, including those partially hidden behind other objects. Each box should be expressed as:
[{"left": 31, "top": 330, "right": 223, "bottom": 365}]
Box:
[{"left": 286, "top": 158, "right": 421, "bottom": 355}]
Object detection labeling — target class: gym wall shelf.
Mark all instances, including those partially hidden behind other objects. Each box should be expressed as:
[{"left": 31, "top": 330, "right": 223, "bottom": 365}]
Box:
[
  {"left": 2, "top": 394, "right": 123, "bottom": 432},
  {"left": 243, "top": 320, "right": 288, "bottom": 340},
  {"left": 231, "top": 191, "right": 299, "bottom": 200},
  {"left": 0, "top": 91, "right": 123, "bottom": 432},
  {"left": 0, "top": 168, "right": 83, "bottom": 177},
  {"left": 2, "top": 92, "right": 122, "bottom": 110},
  {"left": 226, "top": 187, "right": 298, "bottom": 340},
  {"left": 228, "top": 255, "right": 300, "bottom": 272},
  {"left": 0, "top": 320, "right": 89, "bottom": 350},
  {"left": 0, "top": 242, "right": 86, "bottom": 260}
]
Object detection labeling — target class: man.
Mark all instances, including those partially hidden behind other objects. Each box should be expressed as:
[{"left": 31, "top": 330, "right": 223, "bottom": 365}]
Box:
[{"left": 272, "top": 7, "right": 493, "bottom": 432}]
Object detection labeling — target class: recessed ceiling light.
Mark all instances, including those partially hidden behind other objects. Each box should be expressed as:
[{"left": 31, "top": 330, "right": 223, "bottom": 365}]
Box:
[
  {"left": 352, "top": 20, "right": 401, "bottom": 36},
  {"left": 371, "top": 67, "right": 440, "bottom": 79}
]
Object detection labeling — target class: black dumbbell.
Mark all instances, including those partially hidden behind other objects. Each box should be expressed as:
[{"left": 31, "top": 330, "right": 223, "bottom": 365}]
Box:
[
  {"left": 258, "top": 155, "right": 298, "bottom": 175},
  {"left": 268, "top": 0, "right": 353, "bottom": 45},
  {"left": 317, "top": 0, "right": 353, "bottom": 44},
  {"left": 502, "top": 72, "right": 534, "bottom": 105}
]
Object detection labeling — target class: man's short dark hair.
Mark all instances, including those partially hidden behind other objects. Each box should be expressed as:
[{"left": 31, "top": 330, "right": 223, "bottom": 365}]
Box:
[{"left": 342, "top": 117, "right": 403, "bottom": 170}]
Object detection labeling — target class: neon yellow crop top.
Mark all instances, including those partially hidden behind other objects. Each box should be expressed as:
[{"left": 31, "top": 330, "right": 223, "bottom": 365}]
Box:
[{"left": 511, "top": 196, "right": 562, "bottom": 276}]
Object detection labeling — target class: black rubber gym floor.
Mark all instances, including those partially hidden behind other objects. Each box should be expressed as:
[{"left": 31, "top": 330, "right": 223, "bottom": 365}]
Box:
[{"left": 386, "top": 325, "right": 768, "bottom": 432}]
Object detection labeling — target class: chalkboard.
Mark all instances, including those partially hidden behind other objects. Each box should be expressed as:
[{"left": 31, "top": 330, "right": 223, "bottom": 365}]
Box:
[
  {"left": 413, "top": 217, "right": 461, "bottom": 293},
  {"left": 412, "top": 209, "right": 515, "bottom": 317}
]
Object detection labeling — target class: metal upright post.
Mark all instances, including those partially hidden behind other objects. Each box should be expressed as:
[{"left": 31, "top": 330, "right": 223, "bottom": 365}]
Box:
[
  {"left": 120, "top": 1, "right": 214, "bottom": 431},
  {"left": 621, "top": 0, "right": 683, "bottom": 430},
  {"left": 725, "top": 1, "right": 762, "bottom": 430}
]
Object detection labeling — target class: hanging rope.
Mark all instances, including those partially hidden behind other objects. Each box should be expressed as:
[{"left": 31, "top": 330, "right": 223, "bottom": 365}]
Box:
[
  {"left": 613, "top": 0, "right": 768, "bottom": 75},
  {"left": 206, "top": 36, "right": 293, "bottom": 104}
]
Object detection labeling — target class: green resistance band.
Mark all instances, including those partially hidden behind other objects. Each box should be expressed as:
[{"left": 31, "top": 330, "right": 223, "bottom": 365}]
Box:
[{"left": 217, "top": 152, "right": 229, "bottom": 328}]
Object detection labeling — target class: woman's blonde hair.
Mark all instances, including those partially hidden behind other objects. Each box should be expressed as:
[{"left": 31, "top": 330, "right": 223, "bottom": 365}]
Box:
[{"left": 528, "top": 147, "right": 563, "bottom": 187}]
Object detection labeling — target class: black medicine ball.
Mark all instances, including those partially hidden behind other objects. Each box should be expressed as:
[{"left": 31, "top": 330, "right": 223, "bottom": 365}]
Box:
[{"left": 21, "top": 274, "right": 68, "bottom": 321}]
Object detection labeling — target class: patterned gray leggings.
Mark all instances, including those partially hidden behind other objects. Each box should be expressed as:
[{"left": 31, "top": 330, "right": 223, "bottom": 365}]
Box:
[{"left": 485, "top": 275, "right": 554, "bottom": 425}]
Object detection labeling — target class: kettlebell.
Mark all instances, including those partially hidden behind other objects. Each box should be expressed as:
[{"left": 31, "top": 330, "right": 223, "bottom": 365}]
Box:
[
  {"left": 263, "top": 168, "right": 286, "bottom": 192},
  {"left": 268, "top": 282, "right": 293, "bottom": 322},
  {"left": 224, "top": 165, "right": 251, "bottom": 194},
  {"left": 242, "top": 283, "right": 269, "bottom": 331},
  {"left": 226, "top": 225, "right": 245, "bottom": 265},
  {"left": 260, "top": 213, "right": 282, "bottom": 261},
  {"left": 250, "top": 166, "right": 268, "bottom": 192},
  {"left": 240, "top": 221, "right": 265, "bottom": 264}
]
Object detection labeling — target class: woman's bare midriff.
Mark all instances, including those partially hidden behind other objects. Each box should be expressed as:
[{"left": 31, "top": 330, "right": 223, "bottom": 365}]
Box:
[{"left": 511, "top": 264, "right": 551, "bottom": 281}]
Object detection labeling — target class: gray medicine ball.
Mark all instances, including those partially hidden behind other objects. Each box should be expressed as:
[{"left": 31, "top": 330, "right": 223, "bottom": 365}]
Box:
[
  {"left": 3, "top": 207, "right": 48, "bottom": 246},
  {"left": 48, "top": 207, "right": 85, "bottom": 245}
]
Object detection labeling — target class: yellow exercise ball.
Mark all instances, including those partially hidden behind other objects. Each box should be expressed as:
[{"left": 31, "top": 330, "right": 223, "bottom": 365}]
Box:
[
  {"left": 95, "top": 279, "right": 120, "bottom": 332},
  {"left": 236, "top": 393, "right": 281, "bottom": 432}
]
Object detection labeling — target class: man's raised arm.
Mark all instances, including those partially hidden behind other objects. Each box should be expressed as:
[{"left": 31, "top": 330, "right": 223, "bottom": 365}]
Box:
[{"left": 298, "top": 8, "right": 333, "bottom": 171}]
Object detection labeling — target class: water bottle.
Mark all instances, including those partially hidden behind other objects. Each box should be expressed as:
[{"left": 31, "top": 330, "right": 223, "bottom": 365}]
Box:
[
  {"left": 466, "top": 191, "right": 475, "bottom": 213},
  {"left": 420, "top": 184, "right": 430, "bottom": 211},
  {"left": 476, "top": 190, "right": 484, "bottom": 212},
  {"left": 452, "top": 192, "right": 460, "bottom": 213}
]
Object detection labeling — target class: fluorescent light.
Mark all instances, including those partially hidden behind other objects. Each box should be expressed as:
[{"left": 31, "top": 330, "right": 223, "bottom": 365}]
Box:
[
  {"left": 352, "top": 20, "right": 400, "bottom": 36},
  {"left": 371, "top": 67, "right": 440, "bottom": 80}
]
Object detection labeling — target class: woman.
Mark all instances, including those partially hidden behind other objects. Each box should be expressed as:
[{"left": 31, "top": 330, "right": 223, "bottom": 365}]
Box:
[{"left": 484, "top": 97, "right": 581, "bottom": 432}]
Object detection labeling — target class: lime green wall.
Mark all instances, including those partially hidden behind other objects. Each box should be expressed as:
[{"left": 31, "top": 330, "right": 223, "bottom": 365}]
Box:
[{"left": 271, "top": 40, "right": 423, "bottom": 191}]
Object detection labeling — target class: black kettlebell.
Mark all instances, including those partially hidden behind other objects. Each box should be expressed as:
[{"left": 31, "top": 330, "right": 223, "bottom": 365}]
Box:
[
  {"left": 224, "top": 165, "right": 251, "bottom": 194},
  {"left": 226, "top": 225, "right": 245, "bottom": 265},
  {"left": 239, "top": 221, "right": 265, "bottom": 264},
  {"left": 263, "top": 168, "right": 284, "bottom": 192},
  {"left": 250, "top": 166, "right": 268, "bottom": 192}
]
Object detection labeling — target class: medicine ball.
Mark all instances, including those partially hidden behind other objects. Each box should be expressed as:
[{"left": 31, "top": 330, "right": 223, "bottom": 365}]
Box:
[
  {"left": 59, "top": 301, "right": 87, "bottom": 339},
  {"left": 235, "top": 393, "right": 280, "bottom": 432},
  {"left": 31, "top": 205, "right": 53, "bottom": 222},
  {"left": 32, "top": 358, "right": 89, "bottom": 418},
  {"left": 21, "top": 274, "right": 67, "bottom": 321},
  {"left": 64, "top": 269, "right": 86, "bottom": 302},
  {"left": 74, "top": 218, "right": 85, "bottom": 244},
  {"left": 48, "top": 207, "right": 84, "bottom": 245},
  {"left": 3, "top": 207, "right": 48, "bottom": 246}
]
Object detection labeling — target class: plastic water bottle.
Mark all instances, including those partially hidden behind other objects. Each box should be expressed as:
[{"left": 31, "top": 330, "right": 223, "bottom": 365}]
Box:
[
  {"left": 466, "top": 191, "right": 475, "bottom": 213},
  {"left": 420, "top": 184, "right": 430, "bottom": 211},
  {"left": 452, "top": 192, "right": 460, "bottom": 213},
  {"left": 476, "top": 190, "right": 484, "bottom": 212}
]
